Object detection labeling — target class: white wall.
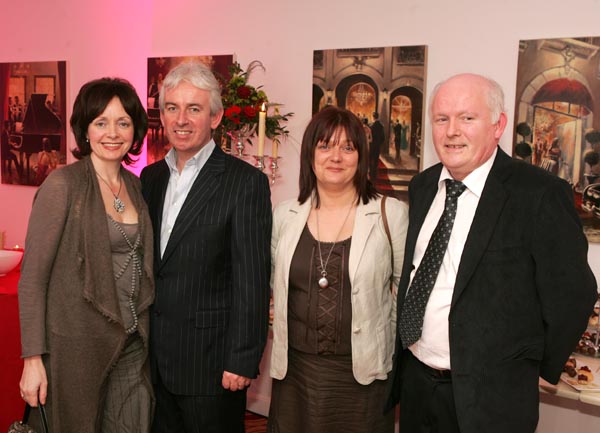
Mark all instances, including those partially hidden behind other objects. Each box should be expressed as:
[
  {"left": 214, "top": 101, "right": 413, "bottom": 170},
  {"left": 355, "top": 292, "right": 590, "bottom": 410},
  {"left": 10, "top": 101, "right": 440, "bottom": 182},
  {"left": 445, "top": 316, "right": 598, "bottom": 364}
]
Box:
[{"left": 1, "top": 0, "right": 600, "bottom": 427}]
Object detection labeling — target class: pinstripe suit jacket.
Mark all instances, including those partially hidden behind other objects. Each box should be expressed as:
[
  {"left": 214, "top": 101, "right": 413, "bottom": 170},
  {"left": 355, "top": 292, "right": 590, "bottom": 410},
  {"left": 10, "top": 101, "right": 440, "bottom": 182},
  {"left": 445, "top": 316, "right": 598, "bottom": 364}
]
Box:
[{"left": 140, "top": 145, "right": 272, "bottom": 396}]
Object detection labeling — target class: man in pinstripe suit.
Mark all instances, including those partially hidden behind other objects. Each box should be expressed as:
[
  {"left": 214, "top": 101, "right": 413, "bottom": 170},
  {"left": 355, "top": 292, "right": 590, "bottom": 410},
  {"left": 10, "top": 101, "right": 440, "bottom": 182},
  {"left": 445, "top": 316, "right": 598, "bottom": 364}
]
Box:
[{"left": 141, "top": 62, "right": 272, "bottom": 433}]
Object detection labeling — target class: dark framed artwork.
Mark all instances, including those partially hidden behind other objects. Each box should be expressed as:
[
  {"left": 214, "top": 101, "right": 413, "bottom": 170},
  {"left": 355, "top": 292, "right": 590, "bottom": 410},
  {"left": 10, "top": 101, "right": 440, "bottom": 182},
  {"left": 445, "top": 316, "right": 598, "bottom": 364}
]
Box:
[
  {"left": 1, "top": 61, "right": 67, "bottom": 186},
  {"left": 313, "top": 45, "right": 427, "bottom": 201},
  {"left": 513, "top": 36, "right": 600, "bottom": 241},
  {"left": 146, "top": 55, "right": 233, "bottom": 165}
]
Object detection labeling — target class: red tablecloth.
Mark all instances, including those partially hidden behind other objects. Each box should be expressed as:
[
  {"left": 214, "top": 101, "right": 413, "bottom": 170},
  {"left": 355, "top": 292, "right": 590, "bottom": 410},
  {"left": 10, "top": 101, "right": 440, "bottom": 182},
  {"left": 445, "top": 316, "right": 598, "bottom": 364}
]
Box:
[{"left": 0, "top": 269, "right": 24, "bottom": 429}]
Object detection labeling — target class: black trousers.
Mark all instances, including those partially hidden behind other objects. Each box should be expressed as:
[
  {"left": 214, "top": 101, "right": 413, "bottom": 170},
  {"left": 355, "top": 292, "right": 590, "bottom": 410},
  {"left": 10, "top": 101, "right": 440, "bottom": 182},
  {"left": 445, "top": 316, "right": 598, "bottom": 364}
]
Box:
[
  {"left": 399, "top": 350, "right": 460, "bottom": 433},
  {"left": 151, "top": 371, "right": 246, "bottom": 433}
]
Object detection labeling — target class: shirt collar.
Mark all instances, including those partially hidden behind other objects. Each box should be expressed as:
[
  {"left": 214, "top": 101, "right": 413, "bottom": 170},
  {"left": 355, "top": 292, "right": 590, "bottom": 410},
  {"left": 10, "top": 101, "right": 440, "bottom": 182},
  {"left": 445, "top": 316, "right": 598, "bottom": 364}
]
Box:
[
  {"left": 164, "top": 139, "right": 216, "bottom": 173},
  {"left": 438, "top": 147, "right": 498, "bottom": 198}
]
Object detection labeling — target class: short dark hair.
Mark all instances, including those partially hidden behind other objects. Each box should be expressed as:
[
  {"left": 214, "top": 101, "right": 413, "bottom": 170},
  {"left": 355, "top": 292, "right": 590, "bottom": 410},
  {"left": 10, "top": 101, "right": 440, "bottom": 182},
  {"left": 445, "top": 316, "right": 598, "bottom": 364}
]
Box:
[
  {"left": 70, "top": 77, "right": 148, "bottom": 165},
  {"left": 298, "top": 105, "right": 378, "bottom": 207}
]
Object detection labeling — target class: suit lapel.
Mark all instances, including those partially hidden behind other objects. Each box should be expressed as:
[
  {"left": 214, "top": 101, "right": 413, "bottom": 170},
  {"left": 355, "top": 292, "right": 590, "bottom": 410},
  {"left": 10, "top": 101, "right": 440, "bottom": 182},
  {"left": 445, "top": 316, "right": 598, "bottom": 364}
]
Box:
[
  {"left": 279, "top": 199, "right": 312, "bottom": 290},
  {"left": 451, "top": 149, "right": 511, "bottom": 306},
  {"left": 407, "top": 176, "right": 439, "bottom": 255},
  {"left": 399, "top": 168, "right": 441, "bottom": 299},
  {"left": 348, "top": 199, "right": 379, "bottom": 284},
  {"left": 148, "top": 160, "right": 171, "bottom": 263},
  {"left": 160, "top": 146, "right": 226, "bottom": 266}
]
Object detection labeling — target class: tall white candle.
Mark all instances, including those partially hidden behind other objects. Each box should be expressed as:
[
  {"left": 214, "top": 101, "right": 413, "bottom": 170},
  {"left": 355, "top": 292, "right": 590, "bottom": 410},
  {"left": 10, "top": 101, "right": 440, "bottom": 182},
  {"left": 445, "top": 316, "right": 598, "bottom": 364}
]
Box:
[
  {"left": 272, "top": 139, "right": 278, "bottom": 159},
  {"left": 257, "top": 103, "right": 266, "bottom": 157}
]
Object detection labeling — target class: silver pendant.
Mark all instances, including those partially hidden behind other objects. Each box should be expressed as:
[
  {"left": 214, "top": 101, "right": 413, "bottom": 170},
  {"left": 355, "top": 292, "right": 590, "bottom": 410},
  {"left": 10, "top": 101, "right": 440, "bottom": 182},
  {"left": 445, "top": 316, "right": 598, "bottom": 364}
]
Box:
[
  {"left": 318, "top": 276, "right": 329, "bottom": 289},
  {"left": 113, "top": 196, "right": 125, "bottom": 213}
]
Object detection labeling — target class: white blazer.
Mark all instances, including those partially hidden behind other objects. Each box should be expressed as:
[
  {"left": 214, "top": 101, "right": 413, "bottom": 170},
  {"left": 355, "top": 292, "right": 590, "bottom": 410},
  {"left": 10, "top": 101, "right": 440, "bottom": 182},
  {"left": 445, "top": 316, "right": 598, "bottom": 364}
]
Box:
[{"left": 270, "top": 195, "right": 408, "bottom": 385}]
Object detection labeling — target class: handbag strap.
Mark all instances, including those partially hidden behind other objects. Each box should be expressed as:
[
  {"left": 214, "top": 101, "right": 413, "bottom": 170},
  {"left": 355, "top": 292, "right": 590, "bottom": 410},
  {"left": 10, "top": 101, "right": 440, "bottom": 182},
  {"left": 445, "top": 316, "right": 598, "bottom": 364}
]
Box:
[
  {"left": 380, "top": 195, "right": 394, "bottom": 293},
  {"left": 22, "top": 403, "right": 50, "bottom": 433},
  {"left": 21, "top": 403, "right": 31, "bottom": 423}
]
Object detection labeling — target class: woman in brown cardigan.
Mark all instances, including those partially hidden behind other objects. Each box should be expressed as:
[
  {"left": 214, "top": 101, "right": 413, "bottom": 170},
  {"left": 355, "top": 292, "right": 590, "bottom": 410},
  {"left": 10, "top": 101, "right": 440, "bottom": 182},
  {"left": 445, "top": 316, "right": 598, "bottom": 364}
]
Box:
[{"left": 18, "top": 78, "right": 154, "bottom": 433}]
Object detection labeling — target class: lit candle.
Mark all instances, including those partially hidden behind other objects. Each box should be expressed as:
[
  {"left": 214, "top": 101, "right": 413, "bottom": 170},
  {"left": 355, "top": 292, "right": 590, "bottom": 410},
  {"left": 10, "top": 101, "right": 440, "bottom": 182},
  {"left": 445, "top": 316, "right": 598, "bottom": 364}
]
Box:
[
  {"left": 272, "top": 139, "right": 279, "bottom": 159},
  {"left": 257, "top": 103, "right": 266, "bottom": 157}
]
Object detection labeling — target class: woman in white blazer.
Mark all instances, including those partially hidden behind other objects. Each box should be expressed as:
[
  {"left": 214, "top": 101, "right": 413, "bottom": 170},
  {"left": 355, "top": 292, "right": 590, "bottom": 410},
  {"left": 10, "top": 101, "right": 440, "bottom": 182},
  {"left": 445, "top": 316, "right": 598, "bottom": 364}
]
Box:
[{"left": 268, "top": 106, "right": 408, "bottom": 433}]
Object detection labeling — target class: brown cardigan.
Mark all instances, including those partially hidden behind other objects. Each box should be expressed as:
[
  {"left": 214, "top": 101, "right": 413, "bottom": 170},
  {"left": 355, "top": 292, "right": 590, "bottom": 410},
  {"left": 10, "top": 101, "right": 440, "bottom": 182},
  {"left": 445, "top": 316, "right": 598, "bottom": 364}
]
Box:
[{"left": 18, "top": 156, "right": 154, "bottom": 432}]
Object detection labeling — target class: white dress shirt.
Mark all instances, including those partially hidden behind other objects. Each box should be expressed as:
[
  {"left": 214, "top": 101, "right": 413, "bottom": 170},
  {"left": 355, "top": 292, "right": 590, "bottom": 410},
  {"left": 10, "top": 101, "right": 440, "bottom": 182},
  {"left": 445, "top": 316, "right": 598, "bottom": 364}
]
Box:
[
  {"left": 409, "top": 148, "right": 497, "bottom": 370},
  {"left": 160, "top": 140, "right": 215, "bottom": 257}
]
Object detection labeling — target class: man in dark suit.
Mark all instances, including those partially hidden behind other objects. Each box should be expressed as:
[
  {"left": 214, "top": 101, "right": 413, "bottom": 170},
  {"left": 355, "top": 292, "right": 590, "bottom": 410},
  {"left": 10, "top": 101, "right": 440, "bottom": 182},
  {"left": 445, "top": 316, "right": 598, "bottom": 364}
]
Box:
[
  {"left": 369, "top": 111, "right": 384, "bottom": 181},
  {"left": 385, "top": 73, "right": 597, "bottom": 433},
  {"left": 141, "top": 62, "right": 272, "bottom": 433}
]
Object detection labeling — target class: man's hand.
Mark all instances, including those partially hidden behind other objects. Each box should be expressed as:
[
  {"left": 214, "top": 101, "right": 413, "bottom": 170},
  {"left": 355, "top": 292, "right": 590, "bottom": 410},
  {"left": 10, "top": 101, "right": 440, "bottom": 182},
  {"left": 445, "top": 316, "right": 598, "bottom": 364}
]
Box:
[{"left": 222, "top": 371, "right": 251, "bottom": 392}]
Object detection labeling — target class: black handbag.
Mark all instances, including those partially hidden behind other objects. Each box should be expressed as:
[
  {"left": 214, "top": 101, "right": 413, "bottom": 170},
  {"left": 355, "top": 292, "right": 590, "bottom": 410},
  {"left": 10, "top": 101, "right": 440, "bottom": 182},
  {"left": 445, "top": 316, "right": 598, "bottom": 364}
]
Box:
[{"left": 7, "top": 403, "right": 49, "bottom": 433}]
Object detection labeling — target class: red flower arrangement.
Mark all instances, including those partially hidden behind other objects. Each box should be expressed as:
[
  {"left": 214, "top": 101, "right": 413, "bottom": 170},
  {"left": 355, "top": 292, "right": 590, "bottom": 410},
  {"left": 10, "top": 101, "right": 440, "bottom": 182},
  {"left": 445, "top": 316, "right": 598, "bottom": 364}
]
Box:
[{"left": 216, "top": 61, "right": 293, "bottom": 145}]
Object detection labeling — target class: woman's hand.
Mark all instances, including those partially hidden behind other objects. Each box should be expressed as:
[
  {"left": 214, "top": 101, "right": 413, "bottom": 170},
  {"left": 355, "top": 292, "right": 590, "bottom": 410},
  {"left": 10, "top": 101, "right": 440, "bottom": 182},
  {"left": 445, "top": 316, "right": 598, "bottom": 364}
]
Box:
[{"left": 20, "top": 355, "right": 47, "bottom": 407}]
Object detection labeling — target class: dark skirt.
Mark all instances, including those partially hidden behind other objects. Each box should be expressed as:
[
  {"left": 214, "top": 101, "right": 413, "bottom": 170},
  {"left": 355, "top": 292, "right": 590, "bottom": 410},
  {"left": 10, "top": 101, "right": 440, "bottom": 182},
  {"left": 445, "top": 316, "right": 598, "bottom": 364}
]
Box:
[{"left": 267, "top": 348, "right": 394, "bottom": 433}]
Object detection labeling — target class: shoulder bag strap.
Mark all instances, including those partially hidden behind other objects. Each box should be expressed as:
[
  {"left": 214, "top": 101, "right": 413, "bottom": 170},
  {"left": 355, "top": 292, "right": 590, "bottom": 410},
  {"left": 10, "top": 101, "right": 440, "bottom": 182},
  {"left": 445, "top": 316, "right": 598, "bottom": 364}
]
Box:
[{"left": 380, "top": 195, "right": 394, "bottom": 293}]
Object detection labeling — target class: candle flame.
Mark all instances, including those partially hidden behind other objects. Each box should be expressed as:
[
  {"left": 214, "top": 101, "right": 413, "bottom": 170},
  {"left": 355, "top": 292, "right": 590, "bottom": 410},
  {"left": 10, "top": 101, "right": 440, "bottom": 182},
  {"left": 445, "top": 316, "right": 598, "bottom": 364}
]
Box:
[{"left": 261, "top": 102, "right": 266, "bottom": 112}]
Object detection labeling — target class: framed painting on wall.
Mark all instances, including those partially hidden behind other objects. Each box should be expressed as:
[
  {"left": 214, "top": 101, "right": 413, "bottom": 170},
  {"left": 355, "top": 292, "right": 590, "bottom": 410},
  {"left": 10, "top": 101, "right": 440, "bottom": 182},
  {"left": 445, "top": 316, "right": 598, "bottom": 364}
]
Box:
[
  {"left": 312, "top": 45, "right": 427, "bottom": 201},
  {"left": 0, "top": 61, "right": 67, "bottom": 186},
  {"left": 512, "top": 36, "right": 600, "bottom": 241}
]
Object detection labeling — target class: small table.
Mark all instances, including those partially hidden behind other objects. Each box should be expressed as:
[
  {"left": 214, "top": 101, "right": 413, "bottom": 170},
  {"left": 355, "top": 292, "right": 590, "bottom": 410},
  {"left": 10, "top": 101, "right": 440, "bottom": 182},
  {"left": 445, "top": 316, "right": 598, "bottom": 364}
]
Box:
[{"left": 0, "top": 270, "right": 24, "bottom": 431}]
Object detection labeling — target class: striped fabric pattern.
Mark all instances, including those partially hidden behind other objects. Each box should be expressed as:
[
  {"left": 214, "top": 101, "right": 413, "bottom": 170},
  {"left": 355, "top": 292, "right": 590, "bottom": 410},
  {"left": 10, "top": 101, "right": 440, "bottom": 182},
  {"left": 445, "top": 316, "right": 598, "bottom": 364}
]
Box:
[{"left": 141, "top": 146, "right": 272, "bottom": 396}]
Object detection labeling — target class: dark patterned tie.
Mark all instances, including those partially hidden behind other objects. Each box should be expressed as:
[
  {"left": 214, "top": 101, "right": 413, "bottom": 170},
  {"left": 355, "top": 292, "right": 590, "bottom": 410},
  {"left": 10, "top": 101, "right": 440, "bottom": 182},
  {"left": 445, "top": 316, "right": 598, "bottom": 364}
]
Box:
[{"left": 398, "top": 179, "right": 467, "bottom": 349}]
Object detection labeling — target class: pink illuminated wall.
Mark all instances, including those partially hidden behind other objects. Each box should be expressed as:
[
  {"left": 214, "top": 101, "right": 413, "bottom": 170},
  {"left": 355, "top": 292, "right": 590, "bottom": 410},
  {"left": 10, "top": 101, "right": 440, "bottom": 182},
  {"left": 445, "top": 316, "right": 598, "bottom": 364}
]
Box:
[{"left": 1, "top": 2, "right": 600, "bottom": 430}]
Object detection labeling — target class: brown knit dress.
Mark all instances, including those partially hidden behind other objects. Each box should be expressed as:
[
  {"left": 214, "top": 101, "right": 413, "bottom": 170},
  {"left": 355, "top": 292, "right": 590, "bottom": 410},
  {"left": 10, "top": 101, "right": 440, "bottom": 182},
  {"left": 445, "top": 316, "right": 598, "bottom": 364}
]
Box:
[{"left": 268, "top": 225, "right": 394, "bottom": 433}]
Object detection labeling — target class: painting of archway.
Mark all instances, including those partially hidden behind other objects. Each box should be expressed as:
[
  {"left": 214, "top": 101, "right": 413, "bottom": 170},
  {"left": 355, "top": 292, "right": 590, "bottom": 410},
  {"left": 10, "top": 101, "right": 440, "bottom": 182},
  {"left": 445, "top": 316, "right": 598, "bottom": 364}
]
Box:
[
  {"left": 514, "top": 36, "right": 600, "bottom": 241},
  {"left": 336, "top": 74, "right": 378, "bottom": 122},
  {"left": 312, "top": 46, "right": 427, "bottom": 201},
  {"left": 389, "top": 86, "right": 423, "bottom": 172},
  {"left": 312, "top": 85, "right": 324, "bottom": 115}
]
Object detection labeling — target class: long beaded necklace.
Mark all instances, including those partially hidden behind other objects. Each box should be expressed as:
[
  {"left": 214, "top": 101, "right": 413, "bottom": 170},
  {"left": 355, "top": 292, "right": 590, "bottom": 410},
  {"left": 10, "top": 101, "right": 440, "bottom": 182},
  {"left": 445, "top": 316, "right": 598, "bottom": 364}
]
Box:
[
  {"left": 315, "top": 201, "right": 355, "bottom": 289},
  {"left": 96, "top": 171, "right": 126, "bottom": 213},
  {"left": 108, "top": 215, "right": 142, "bottom": 335}
]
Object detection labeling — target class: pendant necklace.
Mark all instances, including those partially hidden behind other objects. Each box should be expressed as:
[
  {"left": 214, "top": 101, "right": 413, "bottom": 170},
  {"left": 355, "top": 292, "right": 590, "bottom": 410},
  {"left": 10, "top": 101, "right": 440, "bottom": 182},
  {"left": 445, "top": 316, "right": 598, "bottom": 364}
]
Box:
[
  {"left": 315, "top": 200, "right": 355, "bottom": 289},
  {"left": 96, "top": 171, "right": 125, "bottom": 213}
]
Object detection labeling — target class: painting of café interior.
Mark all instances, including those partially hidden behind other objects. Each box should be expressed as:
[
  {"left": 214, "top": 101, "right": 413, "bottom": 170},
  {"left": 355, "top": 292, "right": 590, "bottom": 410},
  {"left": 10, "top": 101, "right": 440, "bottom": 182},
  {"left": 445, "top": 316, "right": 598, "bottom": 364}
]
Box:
[
  {"left": 312, "top": 45, "right": 427, "bottom": 201},
  {"left": 0, "top": 61, "right": 67, "bottom": 186},
  {"left": 512, "top": 36, "right": 600, "bottom": 241}
]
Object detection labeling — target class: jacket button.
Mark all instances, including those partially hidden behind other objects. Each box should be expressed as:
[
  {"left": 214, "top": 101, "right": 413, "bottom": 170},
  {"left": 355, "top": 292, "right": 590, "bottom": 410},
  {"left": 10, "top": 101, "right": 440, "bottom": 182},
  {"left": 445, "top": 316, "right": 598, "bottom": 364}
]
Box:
[
  {"left": 154, "top": 310, "right": 161, "bottom": 316},
  {"left": 353, "top": 327, "right": 361, "bottom": 334}
]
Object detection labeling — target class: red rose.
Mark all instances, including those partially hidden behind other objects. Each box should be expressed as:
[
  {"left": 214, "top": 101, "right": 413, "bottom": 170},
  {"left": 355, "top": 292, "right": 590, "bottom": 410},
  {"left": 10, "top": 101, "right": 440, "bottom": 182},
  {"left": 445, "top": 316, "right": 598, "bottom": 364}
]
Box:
[
  {"left": 243, "top": 106, "right": 257, "bottom": 118},
  {"left": 225, "top": 105, "right": 241, "bottom": 118},
  {"left": 237, "top": 86, "right": 252, "bottom": 99}
]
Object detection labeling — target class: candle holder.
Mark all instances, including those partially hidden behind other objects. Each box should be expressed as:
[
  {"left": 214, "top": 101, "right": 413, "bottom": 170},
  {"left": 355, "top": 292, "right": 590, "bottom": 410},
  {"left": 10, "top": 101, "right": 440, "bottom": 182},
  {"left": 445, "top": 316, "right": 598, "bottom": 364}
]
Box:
[
  {"left": 253, "top": 155, "right": 266, "bottom": 172},
  {"left": 269, "top": 156, "right": 281, "bottom": 185},
  {"left": 226, "top": 124, "right": 257, "bottom": 158}
]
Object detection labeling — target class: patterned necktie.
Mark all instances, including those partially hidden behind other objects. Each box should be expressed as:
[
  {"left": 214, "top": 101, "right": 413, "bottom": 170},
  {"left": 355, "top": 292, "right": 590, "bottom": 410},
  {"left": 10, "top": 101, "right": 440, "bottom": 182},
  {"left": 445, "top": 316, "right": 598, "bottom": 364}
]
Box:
[{"left": 398, "top": 179, "right": 466, "bottom": 349}]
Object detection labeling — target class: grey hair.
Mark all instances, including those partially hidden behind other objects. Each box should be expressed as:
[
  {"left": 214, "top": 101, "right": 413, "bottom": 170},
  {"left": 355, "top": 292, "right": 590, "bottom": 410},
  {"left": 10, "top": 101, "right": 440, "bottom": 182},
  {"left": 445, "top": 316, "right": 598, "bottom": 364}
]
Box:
[
  {"left": 158, "top": 61, "right": 223, "bottom": 115},
  {"left": 429, "top": 74, "right": 505, "bottom": 124}
]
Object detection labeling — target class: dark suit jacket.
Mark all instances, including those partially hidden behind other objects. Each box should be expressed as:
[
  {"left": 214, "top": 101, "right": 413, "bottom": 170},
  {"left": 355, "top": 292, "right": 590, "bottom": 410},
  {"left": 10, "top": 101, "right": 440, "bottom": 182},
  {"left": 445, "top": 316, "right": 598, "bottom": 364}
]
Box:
[
  {"left": 141, "top": 145, "right": 272, "bottom": 396},
  {"left": 386, "top": 148, "right": 597, "bottom": 433}
]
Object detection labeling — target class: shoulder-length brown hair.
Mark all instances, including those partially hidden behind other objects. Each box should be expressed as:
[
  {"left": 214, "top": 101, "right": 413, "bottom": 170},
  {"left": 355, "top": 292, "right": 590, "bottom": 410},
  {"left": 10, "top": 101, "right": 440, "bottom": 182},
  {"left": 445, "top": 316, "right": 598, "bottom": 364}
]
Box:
[
  {"left": 298, "top": 106, "right": 378, "bottom": 207},
  {"left": 70, "top": 77, "right": 148, "bottom": 165}
]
